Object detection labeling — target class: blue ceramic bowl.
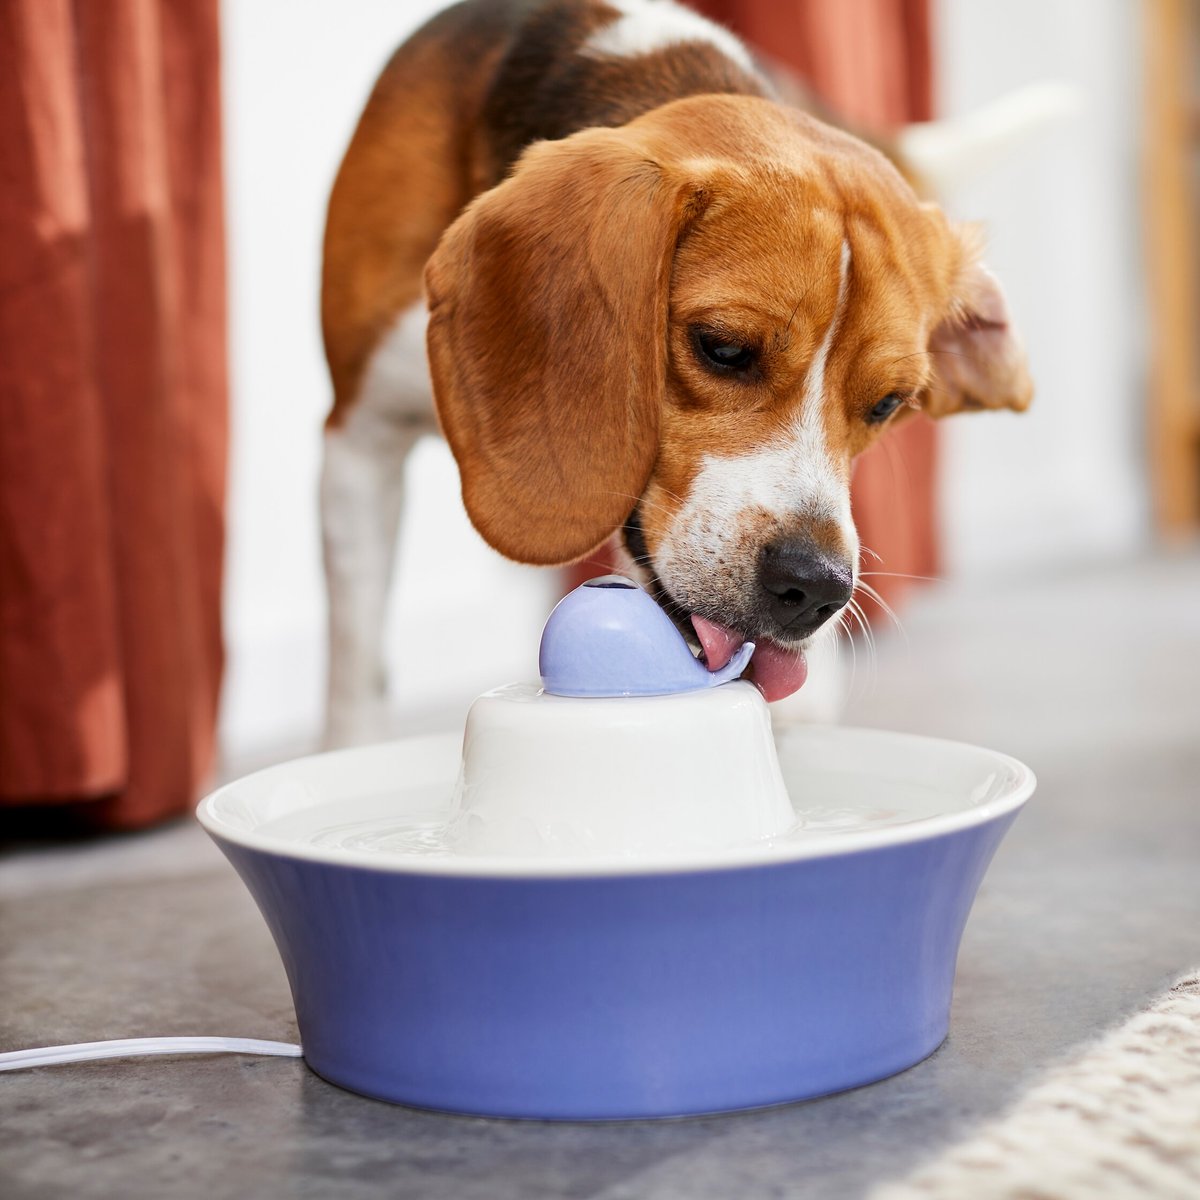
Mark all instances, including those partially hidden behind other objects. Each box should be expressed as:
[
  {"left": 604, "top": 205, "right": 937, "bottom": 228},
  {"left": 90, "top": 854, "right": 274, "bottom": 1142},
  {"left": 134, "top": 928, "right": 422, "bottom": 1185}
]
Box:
[{"left": 198, "top": 725, "right": 1033, "bottom": 1120}]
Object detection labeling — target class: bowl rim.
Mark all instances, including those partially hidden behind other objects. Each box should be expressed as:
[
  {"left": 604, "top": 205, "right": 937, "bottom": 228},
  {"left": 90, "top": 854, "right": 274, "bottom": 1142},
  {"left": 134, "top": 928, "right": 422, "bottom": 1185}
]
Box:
[{"left": 196, "top": 725, "right": 1036, "bottom": 879}]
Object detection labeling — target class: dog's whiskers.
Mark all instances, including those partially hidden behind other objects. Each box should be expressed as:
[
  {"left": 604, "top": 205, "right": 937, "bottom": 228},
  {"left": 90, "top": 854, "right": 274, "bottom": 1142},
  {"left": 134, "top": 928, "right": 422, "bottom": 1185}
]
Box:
[
  {"left": 854, "top": 579, "right": 902, "bottom": 627},
  {"left": 847, "top": 594, "right": 877, "bottom": 661},
  {"left": 852, "top": 581, "right": 908, "bottom": 660},
  {"left": 593, "top": 488, "right": 682, "bottom": 520},
  {"left": 847, "top": 594, "right": 883, "bottom": 694},
  {"left": 830, "top": 606, "right": 860, "bottom": 699},
  {"left": 858, "top": 570, "right": 940, "bottom": 584}
]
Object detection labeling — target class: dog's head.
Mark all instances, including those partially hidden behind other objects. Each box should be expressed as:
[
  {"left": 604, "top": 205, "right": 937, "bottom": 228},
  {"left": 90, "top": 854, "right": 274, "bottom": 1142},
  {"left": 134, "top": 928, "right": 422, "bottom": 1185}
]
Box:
[{"left": 426, "top": 95, "right": 1031, "bottom": 697}]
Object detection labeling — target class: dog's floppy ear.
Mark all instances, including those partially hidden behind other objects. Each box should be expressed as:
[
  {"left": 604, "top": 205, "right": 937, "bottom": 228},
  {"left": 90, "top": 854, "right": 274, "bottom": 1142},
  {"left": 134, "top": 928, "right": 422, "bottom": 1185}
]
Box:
[
  {"left": 923, "top": 228, "right": 1033, "bottom": 418},
  {"left": 425, "top": 129, "right": 707, "bottom": 565}
]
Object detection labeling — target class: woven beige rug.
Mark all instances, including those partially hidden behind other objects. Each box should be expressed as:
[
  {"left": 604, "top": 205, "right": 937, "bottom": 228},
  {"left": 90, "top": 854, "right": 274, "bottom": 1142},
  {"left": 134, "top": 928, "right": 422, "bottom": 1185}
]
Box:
[{"left": 871, "top": 970, "right": 1200, "bottom": 1200}]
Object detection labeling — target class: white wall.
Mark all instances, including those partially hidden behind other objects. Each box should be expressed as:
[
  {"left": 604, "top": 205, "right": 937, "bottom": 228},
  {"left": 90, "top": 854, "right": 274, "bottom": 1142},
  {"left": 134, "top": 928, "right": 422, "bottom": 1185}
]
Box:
[
  {"left": 932, "top": 0, "right": 1148, "bottom": 575},
  {"left": 218, "top": 0, "right": 1150, "bottom": 759}
]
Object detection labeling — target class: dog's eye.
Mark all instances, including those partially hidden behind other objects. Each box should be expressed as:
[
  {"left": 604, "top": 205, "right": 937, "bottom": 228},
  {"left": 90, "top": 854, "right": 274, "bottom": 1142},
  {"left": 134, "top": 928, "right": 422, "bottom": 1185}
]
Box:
[
  {"left": 694, "top": 329, "right": 756, "bottom": 373},
  {"left": 867, "top": 393, "right": 906, "bottom": 423}
]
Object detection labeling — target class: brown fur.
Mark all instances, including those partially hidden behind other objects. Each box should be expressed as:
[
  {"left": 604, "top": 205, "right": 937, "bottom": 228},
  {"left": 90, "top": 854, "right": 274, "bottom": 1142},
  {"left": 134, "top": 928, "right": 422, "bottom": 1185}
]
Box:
[
  {"left": 324, "top": 0, "right": 1031, "bottom": 568},
  {"left": 322, "top": 2, "right": 518, "bottom": 417},
  {"left": 426, "top": 95, "right": 1030, "bottom": 564}
]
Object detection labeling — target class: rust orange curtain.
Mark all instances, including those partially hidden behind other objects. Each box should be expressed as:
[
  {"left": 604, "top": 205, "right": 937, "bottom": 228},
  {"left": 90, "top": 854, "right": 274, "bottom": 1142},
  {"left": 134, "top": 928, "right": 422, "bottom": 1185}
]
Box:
[
  {"left": 0, "top": 0, "right": 227, "bottom": 829},
  {"left": 691, "top": 0, "right": 941, "bottom": 616}
]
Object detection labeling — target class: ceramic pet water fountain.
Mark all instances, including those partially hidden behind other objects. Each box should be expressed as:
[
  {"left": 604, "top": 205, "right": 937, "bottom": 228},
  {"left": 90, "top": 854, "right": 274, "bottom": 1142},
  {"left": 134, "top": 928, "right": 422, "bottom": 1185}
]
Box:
[
  {"left": 457, "top": 576, "right": 788, "bottom": 859},
  {"left": 199, "top": 576, "right": 1035, "bottom": 1120}
]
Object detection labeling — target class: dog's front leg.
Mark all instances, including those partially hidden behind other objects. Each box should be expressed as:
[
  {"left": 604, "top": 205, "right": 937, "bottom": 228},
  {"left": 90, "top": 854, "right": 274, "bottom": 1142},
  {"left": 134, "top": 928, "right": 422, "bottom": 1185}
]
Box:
[{"left": 320, "top": 410, "right": 421, "bottom": 749}]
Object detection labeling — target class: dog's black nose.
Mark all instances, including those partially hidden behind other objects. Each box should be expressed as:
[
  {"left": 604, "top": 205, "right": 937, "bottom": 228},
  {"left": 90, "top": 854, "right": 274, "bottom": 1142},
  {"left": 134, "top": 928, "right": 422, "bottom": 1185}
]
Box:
[{"left": 758, "top": 540, "right": 853, "bottom": 634}]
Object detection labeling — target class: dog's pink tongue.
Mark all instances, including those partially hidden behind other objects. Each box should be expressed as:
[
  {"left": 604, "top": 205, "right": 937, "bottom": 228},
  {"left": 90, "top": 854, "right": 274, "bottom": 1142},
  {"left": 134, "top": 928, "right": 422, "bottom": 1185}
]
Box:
[
  {"left": 746, "top": 639, "right": 808, "bottom": 702},
  {"left": 690, "top": 616, "right": 808, "bottom": 703}
]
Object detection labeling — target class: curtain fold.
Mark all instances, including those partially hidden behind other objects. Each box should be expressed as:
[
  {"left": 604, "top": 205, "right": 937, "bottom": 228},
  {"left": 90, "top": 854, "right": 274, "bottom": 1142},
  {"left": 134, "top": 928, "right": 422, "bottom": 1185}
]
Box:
[{"left": 0, "top": 0, "right": 227, "bottom": 829}]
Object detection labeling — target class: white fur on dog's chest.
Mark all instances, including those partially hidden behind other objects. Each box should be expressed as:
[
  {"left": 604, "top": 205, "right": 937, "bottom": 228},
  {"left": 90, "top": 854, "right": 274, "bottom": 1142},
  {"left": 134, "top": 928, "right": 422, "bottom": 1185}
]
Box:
[{"left": 356, "top": 300, "right": 437, "bottom": 427}]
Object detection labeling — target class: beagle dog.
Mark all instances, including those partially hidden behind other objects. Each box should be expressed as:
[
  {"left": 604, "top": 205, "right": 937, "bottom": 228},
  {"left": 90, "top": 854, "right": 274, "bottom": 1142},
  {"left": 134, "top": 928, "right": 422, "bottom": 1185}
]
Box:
[{"left": 320, "top": 0, "right": 1032, "bottom": 747}]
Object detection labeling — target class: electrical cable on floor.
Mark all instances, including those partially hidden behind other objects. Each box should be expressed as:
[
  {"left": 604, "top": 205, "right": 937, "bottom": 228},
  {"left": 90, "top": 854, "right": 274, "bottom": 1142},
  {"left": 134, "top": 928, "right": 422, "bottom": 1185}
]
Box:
[{"left": 0, "top": 1036, "right": 303, "bottom": 1071}]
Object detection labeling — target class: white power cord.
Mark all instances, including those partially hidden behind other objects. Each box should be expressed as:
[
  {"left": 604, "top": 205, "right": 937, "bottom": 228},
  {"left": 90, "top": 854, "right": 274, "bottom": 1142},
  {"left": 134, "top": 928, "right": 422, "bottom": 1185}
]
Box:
[{"left": 0, "top": 1036, "right": 302, "bottom": 1072}]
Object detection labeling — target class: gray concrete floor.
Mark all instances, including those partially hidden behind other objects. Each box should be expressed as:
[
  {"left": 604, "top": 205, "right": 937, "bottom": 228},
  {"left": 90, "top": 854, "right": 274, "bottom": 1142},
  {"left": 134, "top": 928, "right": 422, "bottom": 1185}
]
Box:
[{"left": 2, "top": 550, "right": 1198, "bottom": 1199}]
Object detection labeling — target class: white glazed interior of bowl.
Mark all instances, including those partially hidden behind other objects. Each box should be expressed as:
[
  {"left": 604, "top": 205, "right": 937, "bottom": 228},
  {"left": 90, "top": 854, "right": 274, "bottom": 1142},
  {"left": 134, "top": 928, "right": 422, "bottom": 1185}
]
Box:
[{"left": 198, "top": 724, "right": 1035, "bottom": 878}]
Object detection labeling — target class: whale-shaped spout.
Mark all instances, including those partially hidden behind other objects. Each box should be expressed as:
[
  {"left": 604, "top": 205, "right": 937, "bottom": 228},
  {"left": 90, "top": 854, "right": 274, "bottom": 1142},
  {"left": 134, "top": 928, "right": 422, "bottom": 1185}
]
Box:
[{"left": 539, "top": 576, "right": 754, "bottom": 698}]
